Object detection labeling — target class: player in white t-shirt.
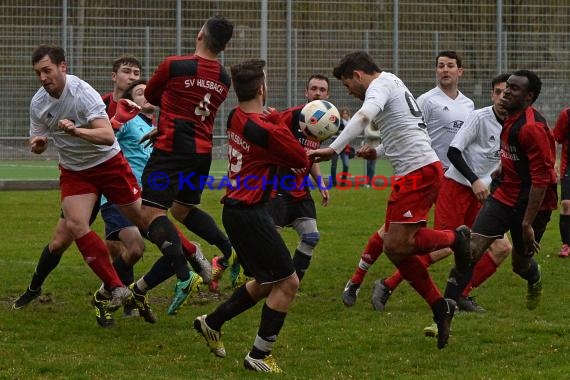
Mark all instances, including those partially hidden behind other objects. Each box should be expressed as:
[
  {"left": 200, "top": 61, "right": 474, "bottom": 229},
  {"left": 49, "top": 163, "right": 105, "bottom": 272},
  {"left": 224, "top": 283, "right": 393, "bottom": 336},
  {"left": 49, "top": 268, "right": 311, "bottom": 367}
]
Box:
[{"left": 309, "top": 51, "right": 471, "bottom": 350}]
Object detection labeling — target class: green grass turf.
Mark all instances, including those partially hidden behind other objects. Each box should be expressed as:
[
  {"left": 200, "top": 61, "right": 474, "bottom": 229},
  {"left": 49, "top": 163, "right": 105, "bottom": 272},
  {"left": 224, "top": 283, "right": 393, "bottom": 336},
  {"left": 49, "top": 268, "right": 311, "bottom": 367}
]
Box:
[
  {"left": 0, "top": 159, "right": 393, "bottom": 180},
  {"left": 1, "top": 188, "right": 569, "bottom": 379}
]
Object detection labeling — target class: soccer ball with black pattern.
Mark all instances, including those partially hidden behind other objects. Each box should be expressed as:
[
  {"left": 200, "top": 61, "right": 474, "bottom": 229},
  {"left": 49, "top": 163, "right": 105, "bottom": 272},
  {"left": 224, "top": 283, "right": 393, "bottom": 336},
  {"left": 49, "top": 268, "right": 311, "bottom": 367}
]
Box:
[{"left": 299, "top": 100, "right": 341, "bottom": 142}]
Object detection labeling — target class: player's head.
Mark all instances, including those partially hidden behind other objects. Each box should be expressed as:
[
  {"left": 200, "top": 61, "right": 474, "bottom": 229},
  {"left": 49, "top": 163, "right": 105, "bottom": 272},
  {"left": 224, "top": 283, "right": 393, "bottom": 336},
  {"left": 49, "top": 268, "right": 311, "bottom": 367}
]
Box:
[
  {"left": 339, "top": 107, "right": 350, "bottom": 120},
  {"left": 123, "top": 79, "right": 155, "bottom": 114},
  {"left": 305, "top": 74, "right": 329, "bottom": 102},
  {"left": 198, "top": 15, "right": 234, "bottom": 55},
  {"left": 32, "top": 44, "right": 67, "bottom": 99},
  {"left": 435, "top": 50, "right": 464, "bottom": 90},
  {"left": 333, "top": 51, "right": 381, "bottom": 101},
  {"left": 112, "top": 55, "right": 141, "bottom": 94},
  {"left": 501, "top": 70, "right": 542, "bottom": 113},
  {"left": 231, "top": 59, "right": 266, "bottom": 104},
  {"left": 490, "top": 73, "right": 510, "bottom": 115}
]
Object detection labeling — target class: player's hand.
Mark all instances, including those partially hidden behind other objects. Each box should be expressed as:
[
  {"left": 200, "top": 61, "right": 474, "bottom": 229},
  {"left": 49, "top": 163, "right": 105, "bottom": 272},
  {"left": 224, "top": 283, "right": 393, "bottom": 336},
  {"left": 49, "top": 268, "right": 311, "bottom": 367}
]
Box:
[
  {"left": 471, "top": 179, "right": 489, "bottom": 203},
  {"left": 356, "top": 145, "right": 378, "bottom": 160},
  {"left": 261, "top": 107, "right": 281, "bottom": 124},
  {"left": 522, "top": 224, "right": 540, "bottom": 255},
  {"left": 308, "top": 147, "right": 335, "bottom": 162},
  {"left": 139, "top": 126, "right": 158, "bottom": 148},
  {"left": 111, "top": 99, "right": 141, "bottom": 129},
  {"left": 58, "top": 119, "right": 78, "bottom": 135},
  {"left": 319, "top": 188, "right": 330, "bottom": 206},
  {"left": 30, "top": 136, "right": 48, "bottom": 154}
]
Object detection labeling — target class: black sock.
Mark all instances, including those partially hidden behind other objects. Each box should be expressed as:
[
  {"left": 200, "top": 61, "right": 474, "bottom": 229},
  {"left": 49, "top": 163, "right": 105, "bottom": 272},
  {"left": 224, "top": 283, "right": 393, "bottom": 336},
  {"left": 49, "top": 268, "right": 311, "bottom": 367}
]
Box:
[
  {"left": 518, "top": 259, "right": 540, "bottom": 283},
  {"left": 183, "top": 208, "right": 233, "bottom": 259},
  {"left": 113, "top": 255, "right": 134, "bottom": 286},
  {"left": 147, "top": 216, "right": 189, "bottom": 281},
  {"left": 206, "top": 285, "right": 257, "bottom": 331},
  {"left": 560, "top": 214, "right": 570, "bottom": 244},
  {"left": 250, "top": 303, "right": 287, "bottom": 359},
  {"left": 443, "top": 266, "right": 473, "bottom": 301},
  {"left": 293, "top": 250, "right": 312, "bottom": 281},
  {"left": 30, "top": 245, "right": 62, "bottom": 290},
  {"left": 143, "top": 255, "right": 176, "bottom": 290}
]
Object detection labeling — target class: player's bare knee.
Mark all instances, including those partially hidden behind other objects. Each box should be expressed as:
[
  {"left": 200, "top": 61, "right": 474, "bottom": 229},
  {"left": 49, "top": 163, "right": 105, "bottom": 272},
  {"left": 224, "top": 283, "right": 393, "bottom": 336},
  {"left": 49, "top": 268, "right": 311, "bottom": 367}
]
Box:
[
  {"left": 561, "top": 200, "right": 570, "bottom": 214},
  {"left": 489, "top": 239, "right": 512, "bottom": 264}
]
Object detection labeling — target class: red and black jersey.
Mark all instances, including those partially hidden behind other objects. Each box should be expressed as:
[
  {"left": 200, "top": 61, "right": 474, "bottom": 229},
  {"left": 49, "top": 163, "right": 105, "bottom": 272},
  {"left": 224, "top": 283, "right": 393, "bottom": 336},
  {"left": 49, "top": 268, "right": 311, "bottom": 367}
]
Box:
[
  {"left": 275, "top": 104, "right": 321, "bottom": 200},
  {"left": 145, "top": 54, "right": 231, "bottom": 154},
  {"left": 492, "top": 106, "right": 557, "bottom": 210},
  {"left": 222, "top": 107, "right": 309, "bottom": 206},
  {"left": 101, "top": 92, "right": 117, "bottom": 119},
  {"left": 553, "top": 108, "right": 570, "bottom": 176}
]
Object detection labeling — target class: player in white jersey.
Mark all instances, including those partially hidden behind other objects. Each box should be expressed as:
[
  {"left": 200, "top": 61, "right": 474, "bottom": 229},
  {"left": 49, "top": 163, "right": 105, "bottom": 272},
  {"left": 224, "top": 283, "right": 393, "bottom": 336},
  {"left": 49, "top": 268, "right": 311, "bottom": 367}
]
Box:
[
  {"left": 27, "top": 45, "right": 140, "bottom": 314},
  {"left": 417, "top": 50, "right": 474, "bottom": 170},
  {"left": 309, "top": 51, "right": 471, "bottom": 349}
]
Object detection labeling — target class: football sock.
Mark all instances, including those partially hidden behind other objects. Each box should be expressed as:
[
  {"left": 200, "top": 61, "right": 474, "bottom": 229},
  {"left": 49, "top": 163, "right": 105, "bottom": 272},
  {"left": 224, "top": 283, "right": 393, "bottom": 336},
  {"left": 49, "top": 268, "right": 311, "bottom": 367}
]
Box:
[
  {"left": 293, "top": 250, "right": 311, "bottom": 281},
  {"left": 413, "top": 228, "right": 455, "bottom": 254},
  {"left": 462, "top": 251, "right": 497, "bottom": 297},
  {"left": 384, "top": 254, "right": 432, "bottom": 290},
  {"left": 75, "top": 231, "right": 122, "bottom": 289},
  {"left": 29, "top": 245, "right": 62, "bottom": 290},
  {"left": 518, "top": 259, "right": 540, "bottom": 284},
  {"left": 351, "top": 231, "right": 383, "bottom": 284},
  {"left": 147, "top": 216, "right": 189, "bottom": 281},
  {"left": 142, "top": 255, "right": 176, "bottom": 290},
  {"left": 113, "top": 255, "right": 134, "bottom": 289},
  {"left": 444, "top": 266, "right": 474, "bottom": 301},
  {"left": 205, "top": 285, "right": 257, "bottom": 331},
  {"left": 560, "top": 214, "right": 570, "bottom": 245},
  {"left": 182, "top": 208, "right": 233, "bottom": 260},
  {"left": 250, "top": 303, "right": 287, "bottom": 359},
  {"left": 395, "top": 255, "right": 441, "bottom": 305}
]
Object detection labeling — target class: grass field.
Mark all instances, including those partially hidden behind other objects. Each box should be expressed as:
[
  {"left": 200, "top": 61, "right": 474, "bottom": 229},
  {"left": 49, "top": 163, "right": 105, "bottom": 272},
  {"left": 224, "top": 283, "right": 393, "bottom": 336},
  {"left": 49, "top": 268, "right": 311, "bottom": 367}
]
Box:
[{"left": 1, "top": 188, "right": 569, "bottom": 379}]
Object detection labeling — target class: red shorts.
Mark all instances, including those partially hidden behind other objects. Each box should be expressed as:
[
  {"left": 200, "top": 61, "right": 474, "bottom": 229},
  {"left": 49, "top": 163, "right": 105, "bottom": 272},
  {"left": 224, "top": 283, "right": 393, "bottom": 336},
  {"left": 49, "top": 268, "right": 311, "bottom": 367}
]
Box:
[
  {"left": 434, "top": 177, "right": 480, "bottom": 230},
  {"left": 59, "top": 152, "right": 140, "bottom": 205},
  {"left": 384, "top": 162, "right": 443, "bottom": 232}
]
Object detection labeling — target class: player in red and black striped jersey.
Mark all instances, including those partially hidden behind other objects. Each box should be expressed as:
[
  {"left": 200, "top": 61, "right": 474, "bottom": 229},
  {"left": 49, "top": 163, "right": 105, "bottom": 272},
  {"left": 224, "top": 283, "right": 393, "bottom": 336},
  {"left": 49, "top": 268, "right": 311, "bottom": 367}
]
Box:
[
  {"left": 194, "top": 59, "right": 308, "bottom": 373},
  {"left": 553, "top": 108, "right": 570, "bottom": 257},
  {"left": 268, "top": 74, "right": 330, "bottom": 282},
  {"left": 447, "top": 70, "right": 557, "bottom": 311},
  {"left": 138, "top": 15, "right": 235, "bottom": 313}
]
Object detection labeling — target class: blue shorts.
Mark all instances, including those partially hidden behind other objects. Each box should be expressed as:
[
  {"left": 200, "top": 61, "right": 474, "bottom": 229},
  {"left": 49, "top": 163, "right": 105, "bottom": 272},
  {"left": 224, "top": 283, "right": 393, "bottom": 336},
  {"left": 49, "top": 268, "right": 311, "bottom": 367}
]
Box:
[{"left": 100, "top": 202, "right": 135, "bottom": 241}]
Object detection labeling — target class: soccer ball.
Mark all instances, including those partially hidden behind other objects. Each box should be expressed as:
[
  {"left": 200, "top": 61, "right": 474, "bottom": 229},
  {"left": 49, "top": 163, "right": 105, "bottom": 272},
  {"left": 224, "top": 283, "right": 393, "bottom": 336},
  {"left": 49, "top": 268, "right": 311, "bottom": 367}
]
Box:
[{"left": 299, "top": 100, "right": 341, "bottom": 141}]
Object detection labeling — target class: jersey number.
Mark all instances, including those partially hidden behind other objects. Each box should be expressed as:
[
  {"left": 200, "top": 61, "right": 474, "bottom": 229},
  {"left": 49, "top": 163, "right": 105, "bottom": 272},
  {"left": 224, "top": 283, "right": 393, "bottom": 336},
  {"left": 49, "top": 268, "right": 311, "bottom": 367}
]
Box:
[{"left": 405, "top": 92, "right": 427, "bottom": 129}]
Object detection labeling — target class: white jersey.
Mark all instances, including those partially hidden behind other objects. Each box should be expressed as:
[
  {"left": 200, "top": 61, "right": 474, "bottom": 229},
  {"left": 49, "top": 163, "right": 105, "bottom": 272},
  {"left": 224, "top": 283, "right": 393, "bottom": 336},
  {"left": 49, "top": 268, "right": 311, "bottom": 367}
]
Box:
[
  {"left": 417, "top": 86, "right": 474, "bottom": 169},
  {"left": 30, "top": 74, "right": 119, "bottom": 171},
  {"left": 330, "top": 72, "right": 439, "bottom": 176},
  {"left": 445, "top": 106, "right": 501, "bottom": 187}
]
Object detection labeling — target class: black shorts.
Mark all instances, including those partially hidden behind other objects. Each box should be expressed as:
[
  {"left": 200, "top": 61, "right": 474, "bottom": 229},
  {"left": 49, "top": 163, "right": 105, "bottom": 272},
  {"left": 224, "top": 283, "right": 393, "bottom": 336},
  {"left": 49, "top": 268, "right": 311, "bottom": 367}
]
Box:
[
  {"left": 222, "top": 203, "right": 295, "bottom": 284},
  {"left": 560, "top": 173, "right": 570, "bottom": 200},
  {"left": 141, "top": 149, "right": 212, "bottom": 209},
  {"left": 269, "top": 194, "right": 316, "bottom": 228},
  {"left": 472, "top": 196, "right": 552, "bottom": 256},
  {"left": 101, "top": 202, "right": 135, "bottom": 241}
]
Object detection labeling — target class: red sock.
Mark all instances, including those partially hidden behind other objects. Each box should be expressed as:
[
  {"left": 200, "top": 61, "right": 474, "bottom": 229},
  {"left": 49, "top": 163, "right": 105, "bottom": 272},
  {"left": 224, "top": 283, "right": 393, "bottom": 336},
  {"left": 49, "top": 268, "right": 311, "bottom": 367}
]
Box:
[
  {"left": 75, "top": 231, "right": 122, "bottom": 289},
  {"left": 462, "top": 251, "right": 498, "bottom": 297},
  {"left": 395, "top": 255, "right": 441, "bottom": 305},
  {"left": 413, "top": 227, "right": 455, "bottom": 254},
  {"left": 351, "top": 231, "right": 383, "bottom": 284},
  {"left": 175, "top": 225, "right": 197, "bottom": 259},
  {"left": 384, "top": 254, "right": 432, "bottom": 290}
]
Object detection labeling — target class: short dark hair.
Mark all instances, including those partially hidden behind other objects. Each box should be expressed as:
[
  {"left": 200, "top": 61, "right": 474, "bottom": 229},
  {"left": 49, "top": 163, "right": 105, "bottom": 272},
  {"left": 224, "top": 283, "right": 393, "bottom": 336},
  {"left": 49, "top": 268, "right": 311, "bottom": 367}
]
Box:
[
  {"left": 333, "top": 51, "right": 381, "bottom": 80},
  {"left": 231, "top": 59, "right": 265, "bottom": 102},
  {"left": 306, "top": 74, "right": 329, "bottom": 88},
  {"left": 203, "top": 15, "right": 234, "bottom": 54},
  {"left": 512, "top": 69, "right": 542, "bottom": 103},
  {"left": 491, "top": 73, "right": 511, "bottom": 89},
  {"left": 436, "top": 50, "right": 463, "bottom": 68},
  {"left": 122, "top": 79, "right": 147, "bottom": 101},
  {"left": 112, "top": 55, "right": 141, "bottom": 73},
  {"left": 32, "top": 44, "right": 65, "bottom": 65}
]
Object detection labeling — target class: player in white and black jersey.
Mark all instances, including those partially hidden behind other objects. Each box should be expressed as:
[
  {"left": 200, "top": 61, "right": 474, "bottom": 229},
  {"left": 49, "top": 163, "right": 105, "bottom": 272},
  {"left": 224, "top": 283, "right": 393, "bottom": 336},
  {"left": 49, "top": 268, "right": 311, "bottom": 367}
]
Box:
[{"left": 309, "top": 51, "right": 471, "bottom": 350}]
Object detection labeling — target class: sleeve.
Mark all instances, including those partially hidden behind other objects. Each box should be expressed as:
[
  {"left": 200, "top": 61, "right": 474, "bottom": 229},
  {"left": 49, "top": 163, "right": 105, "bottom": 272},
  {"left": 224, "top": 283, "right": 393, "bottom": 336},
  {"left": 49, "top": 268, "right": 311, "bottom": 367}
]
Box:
[
  {"left": 145, "top": 59, "right": 170, "bottom": 106},
  {"left": 279, "top": 108, "right": 295, "bottom": 130},
  {"left": 267, "top": 122, "right": 309, "bottom": 169},
  {"left": 29, "top": 103, "right": 48, "bottom": 138},
  {"left": 520, "top": 123, "right": 555, "bottom": 186},
  {"left": 330, "top": 101, "right": 381, "bottom": 153},
  {"left": 553, "top": 108, "right": 569, "bottom": 143},
  {"left": 80, "top": 83, "right": 108, "bottom": 123},
  {"left": 447, "top": 147, "right": 478, "bottom": 184}
]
